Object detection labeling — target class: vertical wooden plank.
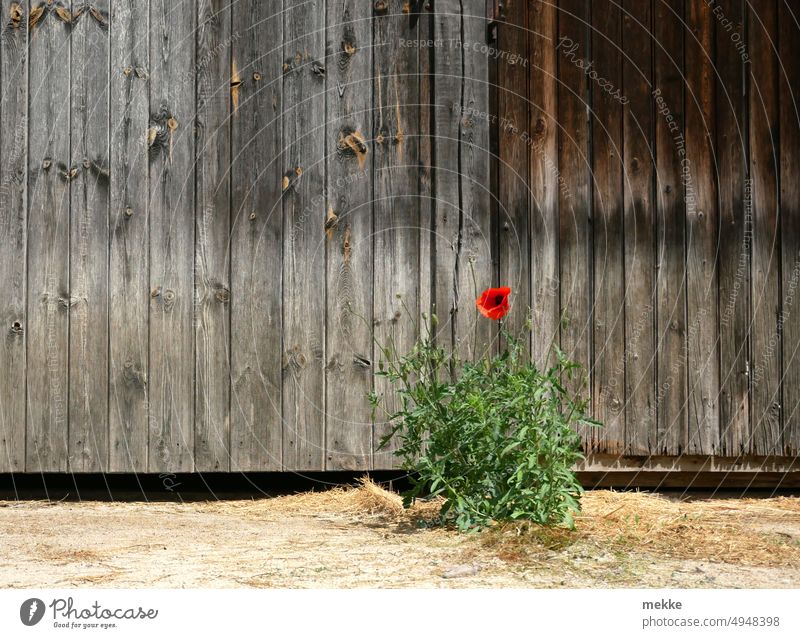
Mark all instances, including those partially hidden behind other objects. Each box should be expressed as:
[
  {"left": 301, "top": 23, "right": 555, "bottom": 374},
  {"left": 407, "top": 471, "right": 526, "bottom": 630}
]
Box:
[
  {"left": 557, "top": 0, "right": 592, "bottom": 422},
  {"left": 684, "top": 0, "right": 719, "bottom": 454},
  {"left": 109, "top": 0, "right": 149, "bottom": 472},
  {"left": 325, "top": 0, "right": 373, "bottom": 470},
  {"left": 69, "top": 0, "right": 110, "bottom": 472},
  {"left": 590, "top": 0, "right": 625, "bottom": 453},
  {"left": 282, "top": 0, "right": 326, "bottom": 470},
  {"left": 432, "top": 1, "right": 462, "bottom": 357},
  {"left": 230, "top": 2, "right": 283, "bottom": 471},
  {"left": 622, "top": 0, "right": 656, "bottom": 454},
  {"left": 0, "top": 0, "right": 28, "bottom": 472},
  {"left": 460, "top": 4, "right": 493, "bottom": 360},
  {"left": 716, "top": 0, "right": 750, "bottom": 456},
  {"left": 748, "top": 0, "right": 781, "bottom": 455},
  {"left": 497, "top": 0, "right": 528, "bottom": 342},
  {"left": 373, "top": 1, "right": 421, "bottom": 468},
  {"left": 433, "top": 0, "right": 493, "bottom": 362},
  {"left": 26, "top": 0, "right": 71, "bottom": 472},
  {"left": 195, "top": 0, "right": 231, "bottom": 471},
  {"left": 654, "top": 0, "right": 687, "bottom": 455},
  {"left": 148, "top": 0, "right": 195, "bottom": 472},
  {"left": 781, "top": 0, "right": 800, "bottom": 457},
  {"left": 529, "top": 0, "right": 559, "bottom": 368}
]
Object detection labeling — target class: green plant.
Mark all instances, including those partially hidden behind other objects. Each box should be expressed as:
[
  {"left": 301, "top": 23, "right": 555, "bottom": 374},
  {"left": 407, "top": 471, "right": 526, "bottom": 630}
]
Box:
[{"left": 372, "top": 306, "right": 597, "bottom": 532}]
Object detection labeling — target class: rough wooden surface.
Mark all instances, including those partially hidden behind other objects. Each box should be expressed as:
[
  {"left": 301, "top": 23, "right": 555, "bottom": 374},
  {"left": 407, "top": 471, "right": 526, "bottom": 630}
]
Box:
[
  {"left": 621, "top": 0, "right": 656, "bottom": 455},
  {"left": 497, "top": 0, "right": 529, "bottom": 345},
  {"left": 0, "top": 0, "right": 28, "bottom": 473},
  {"left": 590, "top": 0, "right": 625, "bottom": 454},
  {"left": 0, "top": 1, "right": 798, "bottom": 474},
  {"left": 557, "top": 0, "right": 592, "bottom": 437},
  {"left": 653, "top": 0, "right": 687, "bottom": 456},
  {"left": 109, "top": 0, "right": 150, "bottom": 472},
  {"left": 148, "top": 0, "right": 196, "bottom": 472},
  {"left": 716, "top": 0, "right": 750, "bottom": 457},
  {"left": 229, "top": 0, "right": 283, "bottom": 471},
  {"left": 195, "top": 0, "right": 231, "bottom": 471},
  {"left": 325, "top": 0, "right": 373, "bottom": 470},
  {"left": 26, "top": 2, "right": 71, "bottom": 472},
  {"left": 372, "top": 0, "right": 421, "bottom": 468},
  {"left": 781, "top": 0, "right": 800, "bottom": 458},
  {"left": 684, "top": 0, "right": 719, "bottom": 455},
  {"left": 282, "top": 0, "right": 326, "bottom": 471},
  {"left": 748, "top": 0, "right": 782, "bottom": 456},
  {"left": 528, "top": 0, "right": 558, "bottom": 369},
  {"left": 69, "top": 0, "right": 110, "bottom": 472}
]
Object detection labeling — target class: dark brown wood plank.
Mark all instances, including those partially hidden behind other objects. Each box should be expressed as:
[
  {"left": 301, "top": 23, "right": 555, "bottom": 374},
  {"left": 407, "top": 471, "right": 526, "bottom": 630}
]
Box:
[
  {"left": 282, "top": 0, "right": 326, "bottom": 470},
  {"left": 557, "top": 0, "right": 592, "bottom": 428},
  {"left": 69, "top": 0, "right": 110, "bottom": 472},
  {"left": 195, "top": 0, "right": 231, "bottom": 471},
  {"left": 26, "top": 1, "right": 71, "bottom": 471},
  {"left": 325, "top": 0, "right": 373, "bottom": 470},
  {"left": 148, "top": 0, "right": 196, "bottom": 472},
  {"left": 781, "top": 0, "right": 800, "bottom": 457},
  {"left": 684, "top": 0, "right": 719, "bottom": 455},
  {"left": 621, "top": 0, "right": 656, "bottom": 455},
  {"left": 0, "top": 1, "right": 28, "bottom": 472},
  {"left": 109, "top": 0, "right": 149, "bottom": 472},
  {"left": 653, "top": 0, "right": 687, "bottom": 455},
  {"left": 497, "top": 0, "right": 528, "bottom": 343},
  {"left": 528, "top": 0, "right": 559, "bottom": 368},
  {"left": 590, "top": 0, "right": 625, "bottom": 453},
  {"left": 229, "top": 1, "right": 283, "bottom": 471},
  {"left": 716, "top": 0, "right": 750, "bottom": 457},
  {"left": 748, "top": 0, "right": 781, "bottom": 455}
]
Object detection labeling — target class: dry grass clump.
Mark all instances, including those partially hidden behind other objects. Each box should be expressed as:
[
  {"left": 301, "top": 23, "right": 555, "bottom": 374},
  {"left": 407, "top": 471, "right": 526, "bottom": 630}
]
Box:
[
  {"left": 482, "top": 490, "right": 800, "bottom": 568},
  {"left": 267, "top": 477, "right": 441, "bottom": 523},
  {"left": 264, "top": 479, "right": 800, "bottom": 568}
]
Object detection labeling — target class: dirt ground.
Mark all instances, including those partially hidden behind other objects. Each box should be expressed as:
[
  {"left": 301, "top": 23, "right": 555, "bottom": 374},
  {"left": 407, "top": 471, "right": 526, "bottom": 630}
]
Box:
[{"left": 1, "top": 484, "right": 798, "bottom": 588}]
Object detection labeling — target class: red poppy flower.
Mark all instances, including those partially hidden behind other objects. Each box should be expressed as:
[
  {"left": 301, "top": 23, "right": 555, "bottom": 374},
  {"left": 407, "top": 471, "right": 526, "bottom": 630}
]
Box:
[{"left": 476, "top": 286, "right": 511, "bottom": 320}]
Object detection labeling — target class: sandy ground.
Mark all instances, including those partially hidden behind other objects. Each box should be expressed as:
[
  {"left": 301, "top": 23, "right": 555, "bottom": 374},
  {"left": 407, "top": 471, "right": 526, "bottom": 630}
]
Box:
[{"left": 0, "top": 487, "right": 798, "bottom": 588}]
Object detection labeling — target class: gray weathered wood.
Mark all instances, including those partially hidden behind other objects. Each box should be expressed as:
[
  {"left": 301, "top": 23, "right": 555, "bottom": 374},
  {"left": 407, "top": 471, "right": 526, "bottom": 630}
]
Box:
[
  {"left": 590, "top": 0, "right": 625, "bottom": 454},
  {"left": 148, "top": 0, "right": 196, "bottom": 472},
  {"left": 684, "top": 0, "right": 719, "bottom": 455},
  {"left": 433, "top": 0, "right": 493, "bottom": 363},
  {"left": 528, "top": 0, "right": 559, "bottom": 369},
  {"left": 282, "top": 0, "right": 326, "bottom": 470},
  {"left": 69, "top": 0, "right": 110, "bottom": 472},
  {"left": 654, "top": 0, "right": 687, "bottom": 455},
  {"left": 325, "top": 0, "right": 373, "bottom": 470},
  {"left": 229, "top": 0, "right": 283, "bottom": 471},
  {"left": 109, "top": 0, "right": 149, "bottom": 472},
  {"left": 621, "top": 0, "right": 656, "bottom": 455},
  {"left": 0, "top": 1, "right": 28, "bottom": 472},
  {"left": 195, "top": 0, "right": 231, "bottom": 471},
  {"left": 557, "top": 0, "right": 592, "bottom": 440},
  {"left": 780, "top": 0, "right": 800, "bottom": 458},
  {"left": 372, "top": 1, "right": 421, "bottom": 468},
  {"left": 26, "top": 1, "right": 71, "bottom": 472},
  {"left": 497, "top": 0, "right": 528, "bottom": 344},
  {"left": 748, "top": 0, "right": 781, "bottom": 456},
  {"left": 716, "top": 0, "right": 749, "bottom": 457}
]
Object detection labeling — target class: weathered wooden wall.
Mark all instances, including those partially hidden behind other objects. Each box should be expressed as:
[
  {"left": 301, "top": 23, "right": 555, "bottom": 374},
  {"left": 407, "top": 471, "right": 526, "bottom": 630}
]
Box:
[
  {"left": 0, "top": 0, "right": 798, "bottom": 474},
  {"left": 497, "top": 0, "right": 800, "bottom": 463}
]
